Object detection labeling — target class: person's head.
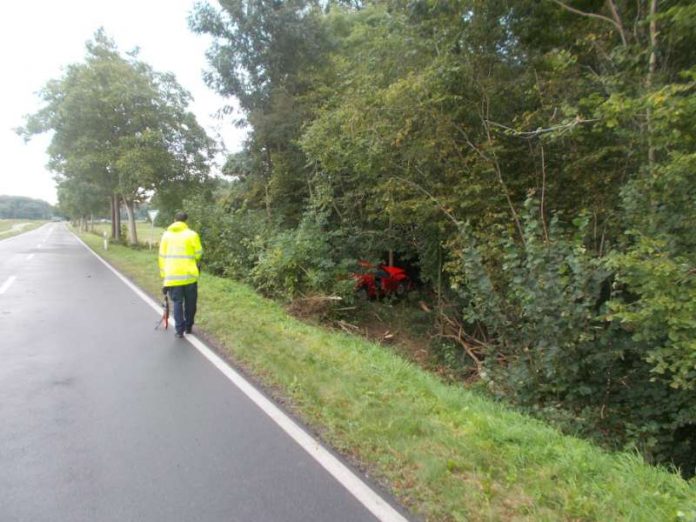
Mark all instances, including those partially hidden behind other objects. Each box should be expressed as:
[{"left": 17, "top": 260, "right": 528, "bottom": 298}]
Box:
[{"left": 175, "top": 211, "right": 188, "bottom": 222}]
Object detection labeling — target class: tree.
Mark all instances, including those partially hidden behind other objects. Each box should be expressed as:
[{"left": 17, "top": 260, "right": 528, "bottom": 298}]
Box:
[
  {"left": 55, "top": 177, "right": 109, "bottom": 230},
  {"left": 190, "top": 0, "right": 331, "bottom": 225},
  {"left": 0, "top": 196, "right": 54, "bottom": 219},
  {"left": 19, "top": 29, "right": 214, "bottom": 244}
]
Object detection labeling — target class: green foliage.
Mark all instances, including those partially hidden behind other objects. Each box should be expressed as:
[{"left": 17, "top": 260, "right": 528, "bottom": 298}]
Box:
[
  {"left": 190, "top": 0, "right": 331, "bottom": 223},
  {"left": 187, "top": 183, "right": 350, "bottom": 300},
  {"left": 56, "top": 177, "right": 109, "bottom": 219},
  {"left": 185, "top": 191, "right": 270, "bottom": 281},
  {"left": 181, "top": 0, "right": 696, "bottom": 475},
  {"left": 608, "top": 237, "right": 696, "bottom": 391},
  {"left": 250, "top": 208, "right": 340, "bottom": 299},
  {"left": 20, "top": 29, "right": 214, "bottom": 240},
  {"left": 450, "top": 199, "right": 609, "bottom": 399},
  {"left": 449, "top": 199, "right": 696, "bottom": 475}
]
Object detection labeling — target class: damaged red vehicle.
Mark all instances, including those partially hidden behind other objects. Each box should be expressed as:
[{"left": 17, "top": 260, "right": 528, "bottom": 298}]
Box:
[{"left": 353, "top": 260, "right": 412, "bottom": 299}]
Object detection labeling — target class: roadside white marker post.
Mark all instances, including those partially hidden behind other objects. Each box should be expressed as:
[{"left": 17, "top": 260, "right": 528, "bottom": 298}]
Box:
[{"left": 103, "top": 231, "right": 108, "bottom": 251}]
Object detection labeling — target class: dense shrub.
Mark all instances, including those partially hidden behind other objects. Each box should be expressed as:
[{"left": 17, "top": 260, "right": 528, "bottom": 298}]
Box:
[
  {"left": 449, "top": 199, "right": 695, "bottom": 476},
  {"left": 608, "top": 236, "right": 696, "bottom": 392},
  {"left": 250, "top": 208, "right": 348, "bottom": 299},
  {"left": 186, "top": 195, "right": 270, "bottom": 281},
  {"left": 188, "top": 191, "right": 354, "bottom": 301}
]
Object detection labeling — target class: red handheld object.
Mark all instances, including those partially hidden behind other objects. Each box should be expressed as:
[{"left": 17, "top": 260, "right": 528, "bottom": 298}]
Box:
[
  {"left": 155, "top": 294, "right": 170, "bottom": 330},
  {"left": 163, "top": 294, "right": 169, "bottom": 329}
]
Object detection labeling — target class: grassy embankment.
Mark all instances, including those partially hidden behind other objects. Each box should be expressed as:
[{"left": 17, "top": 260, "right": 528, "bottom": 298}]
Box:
[
  {"left": 79, "top": 231, "right": 696, "bottom": 522},
  {"left": 0, "top": 219, "right": 47, "bottom": 239}
]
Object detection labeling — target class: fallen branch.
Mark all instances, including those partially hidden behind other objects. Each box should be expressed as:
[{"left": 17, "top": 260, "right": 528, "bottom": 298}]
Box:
[
  {"left": 296, "top": 295, "right": 344, "bottom": 302},
  {"left": 436, "top": 312, "right": 488, "bottom": 375},
  {"left": 335, "top": 320, "right": 361, "bottom": 334}
]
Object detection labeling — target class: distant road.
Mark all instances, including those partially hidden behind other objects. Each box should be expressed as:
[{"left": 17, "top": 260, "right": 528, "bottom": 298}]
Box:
[{"left": 0, "top": 224, "right": 408, "bottom": 522}]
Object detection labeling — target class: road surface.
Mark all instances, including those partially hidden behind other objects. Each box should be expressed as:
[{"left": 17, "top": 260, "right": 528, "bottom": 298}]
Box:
[{"left": 0, "top": 224, "right": 409, "bottom": 522}]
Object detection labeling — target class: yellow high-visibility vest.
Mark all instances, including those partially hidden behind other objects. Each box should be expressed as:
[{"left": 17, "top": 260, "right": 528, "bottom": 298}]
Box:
[{"left": 158, "top": 221, "right": 203, "bottom": 287}]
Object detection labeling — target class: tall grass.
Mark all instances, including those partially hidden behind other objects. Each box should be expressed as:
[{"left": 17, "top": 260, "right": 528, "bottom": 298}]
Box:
[{"left": 79, "top": 231, "right": 696, "bottom": 522}]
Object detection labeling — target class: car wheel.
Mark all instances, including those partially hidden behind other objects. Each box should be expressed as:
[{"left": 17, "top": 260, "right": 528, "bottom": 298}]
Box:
[{"left": 396, "top": 282, "right": 407, "bottom": 297}]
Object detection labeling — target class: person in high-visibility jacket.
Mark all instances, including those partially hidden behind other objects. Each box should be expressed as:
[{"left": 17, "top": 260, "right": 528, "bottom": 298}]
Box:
[{"left": 159, "top": 211, "right": 203, "bottom": 338}]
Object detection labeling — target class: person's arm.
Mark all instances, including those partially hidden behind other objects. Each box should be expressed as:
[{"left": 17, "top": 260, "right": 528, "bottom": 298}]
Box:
[
  {"left": 158, "top": 233, "right": 168, "bottom": 279},
  {"left": 193, "top": 232, "right": 203, "bottom": 264}
]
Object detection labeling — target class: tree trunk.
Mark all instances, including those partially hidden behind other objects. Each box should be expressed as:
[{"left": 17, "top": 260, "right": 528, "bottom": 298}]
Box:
[
  {"left": 112, "top": 193, "right": 122, "bottom": 242},
  {"left": 264, "top": 145, "right": 273, "bottom": 222},
  {"left": 480, "top": 102, "right": 525, "bottom": 245},
  {"left": 116, "top": 196, "right": 122, "bottom": 242},
  {"left": 123, "top": 197, "right": 138, "bottom": 245},
  {"left": 388, "top": 215, "right": 394, "bottom": 266},
  {"left": 110, "top": 196, "right": 116, "bottom": 239},
  {"left": 646, "top": 0, "right": 658, "bottom": 171},
  {"left": 264, "top": 182, "right": 273, "bottom": 222}
]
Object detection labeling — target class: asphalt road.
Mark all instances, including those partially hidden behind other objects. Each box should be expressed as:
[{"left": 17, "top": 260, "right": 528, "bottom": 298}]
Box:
[{"left": 0, "top": 224, "right": 407, "bottom": 522}]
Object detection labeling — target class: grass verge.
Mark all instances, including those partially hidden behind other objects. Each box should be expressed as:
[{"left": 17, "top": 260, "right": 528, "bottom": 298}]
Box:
[{"left": 79, "top": 231, "right": 696, "bottom": 522}]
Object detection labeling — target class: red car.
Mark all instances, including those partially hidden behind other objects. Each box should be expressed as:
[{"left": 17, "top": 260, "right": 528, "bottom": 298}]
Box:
[{"left": 353, "top": 260, "right": 412, "bottom": 299}]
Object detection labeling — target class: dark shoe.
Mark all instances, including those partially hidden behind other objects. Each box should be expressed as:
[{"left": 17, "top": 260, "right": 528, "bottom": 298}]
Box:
[
  {"left": 185, "top": 327, "right": 192, "bottom": 334},
  {"left": 175, "top": 332, "right": 184, "bottom": 338}
]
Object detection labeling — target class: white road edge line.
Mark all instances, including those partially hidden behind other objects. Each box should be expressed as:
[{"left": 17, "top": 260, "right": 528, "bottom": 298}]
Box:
[
  {"left": 0, "top": 275, "right": 17, "bottom": 295},
  {"left": 26, "top": 254, "right": 35, "bottom": 261},
  {"left": 72, "top": 232, "right": 409, "bottom": 522}
]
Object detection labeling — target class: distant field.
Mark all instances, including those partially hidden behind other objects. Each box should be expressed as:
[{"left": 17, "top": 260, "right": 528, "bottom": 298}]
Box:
[
  {"left": 0, "top": 219, "right": 46, "bottom": 238},
  {"left": 91, "top": 221, "right": 165, "bottom": 245}
]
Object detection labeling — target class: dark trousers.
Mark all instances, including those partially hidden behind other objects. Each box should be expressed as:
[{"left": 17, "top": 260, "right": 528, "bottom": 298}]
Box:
[{"left": 168, "top": 283, "right": 198, "bottom": 334}]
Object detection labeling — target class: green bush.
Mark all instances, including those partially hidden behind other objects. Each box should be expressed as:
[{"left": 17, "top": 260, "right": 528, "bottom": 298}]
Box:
[
  {"left": 608, "top": 236, "right": 696, "bottom": 391},
  {"left": 188, "top": 191, "right": 353, "bottom": 301},
  {"left": 251, "top": 208, "right": 347, "bottom": 299},
  {"left": 449, "top": 198, "right": 696, "bottom": 476},
  {"left": 186, "top": 195, "right": 270, "bottom": 281},
  {"left": 449, "top": 200, "right": 608, "bottom": 397}
]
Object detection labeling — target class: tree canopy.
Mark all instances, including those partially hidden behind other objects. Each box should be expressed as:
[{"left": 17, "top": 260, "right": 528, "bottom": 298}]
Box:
[{"left": 19, "top": 29, "right": 215, "bottom": 243}]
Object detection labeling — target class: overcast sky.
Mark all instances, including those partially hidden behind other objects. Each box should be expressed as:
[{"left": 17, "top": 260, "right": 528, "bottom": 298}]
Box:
[{"left": 0, "top": 0, "right": 246, "bottom": 205}]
